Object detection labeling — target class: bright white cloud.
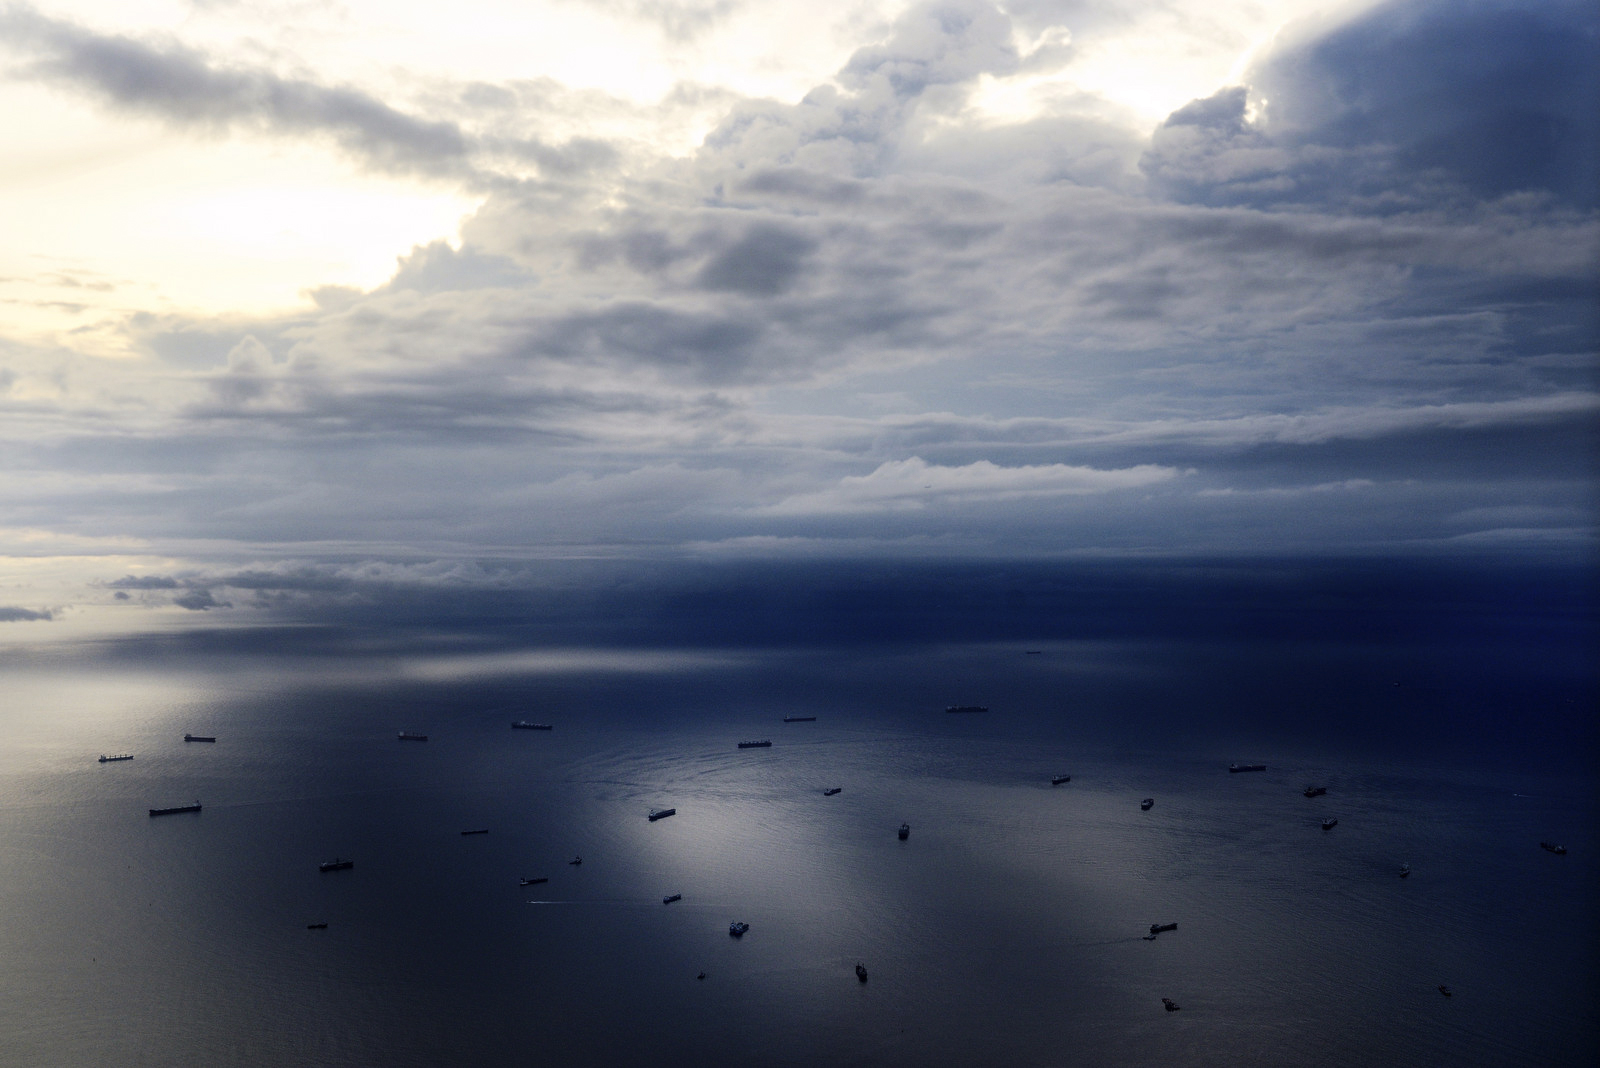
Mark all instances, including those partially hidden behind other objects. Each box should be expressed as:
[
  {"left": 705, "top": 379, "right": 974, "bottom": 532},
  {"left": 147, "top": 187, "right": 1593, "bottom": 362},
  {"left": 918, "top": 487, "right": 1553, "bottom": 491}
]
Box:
[{"left": 766, "top": 457, "right": 1179, "bottom": 514}]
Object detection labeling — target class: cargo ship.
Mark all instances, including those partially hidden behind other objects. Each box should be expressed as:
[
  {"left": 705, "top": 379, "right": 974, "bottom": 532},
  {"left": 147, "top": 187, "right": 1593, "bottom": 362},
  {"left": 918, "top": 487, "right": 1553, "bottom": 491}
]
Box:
[
  {"left": 1141, "top": 798, "right": 1154, "bottom": 810},
  {"left": 511, "top": 722, "right": 553, "bottom": 730},
  {"left": 1304, "top": 785, "right": 1327, "bottom": 797},
  {"left": 945, "top": 705, "right": 987, "bottom": 714},
  {"left": 1540, "top": 841, "right": 1568, "bottom": 855},
  {"left": 823, "top": 788, "right": 842, "bottom": 796},
  {"left": 183, "top": 734, "right": 216, "bottom": 743},
  {"left": 520, "top": 876, "right": 547, "bottom": 886},
  {"left": 1146, "top": 923, "right": 1177, "bottom": 939},
  {"left": 1229, "top": 763, "right": 1267, "bottom": 773},
  {"left": 318, "top": 858, "right": 353, "bottom": 872},
  {"left": 783, "top": 716, "right": 816, "bottom": 722},
  {"left": 98, "top": 754, "right": 132, "bottom": 763},
  {"left": 1322, "top": 817, "right": 1338, "bottom": 830},
  {"left": 737, "top": 740, "right": 772, "bottom": 748},
  {"left": 662, "top": 893, "right": 681, "bottom": 904},
  {"left": 1051, "top": 774, "right": 1071, "bottom": 785},
  {"left": 898, "top": 822, "right": 910, "bottom": 840},
  {"left": 855, "top": 963, "right": 868, "bottom": 982},
  {"left": 648, "top": 808, "right": 676, "bottom": 821},
  {"left": 460, "top": 828, "right": 488, "bottom": 835},
  {"left": 149, "top": 801, "right": 201, "bottom": 816},
  {"left": 397, "top": 731, "right": 428, "bottom": 741}
]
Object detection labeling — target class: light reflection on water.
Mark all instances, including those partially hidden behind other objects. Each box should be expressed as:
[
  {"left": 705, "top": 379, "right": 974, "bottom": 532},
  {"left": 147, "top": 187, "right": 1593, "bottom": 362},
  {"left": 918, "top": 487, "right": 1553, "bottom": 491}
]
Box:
[{"left": 0, "top": 646, "right": 1594, "bottom": 1067}]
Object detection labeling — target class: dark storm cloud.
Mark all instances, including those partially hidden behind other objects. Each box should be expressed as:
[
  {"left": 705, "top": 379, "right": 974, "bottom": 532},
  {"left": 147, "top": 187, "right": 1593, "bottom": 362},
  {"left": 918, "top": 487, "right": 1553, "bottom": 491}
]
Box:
[
  {"left": 0, "top": 4, "right": 614, "bottom": 182},
  {"left": 172, "top": 588, "right": 230, "bottom": 611},
  {"left": 0, "top": 606, "right": 52, "bottom": 621},
  {"left": 693, "top": 223, "right": 817, "bottom": 296},
  {"left": 1143, "top": 0, "right": 1600, "bottom": 209}
]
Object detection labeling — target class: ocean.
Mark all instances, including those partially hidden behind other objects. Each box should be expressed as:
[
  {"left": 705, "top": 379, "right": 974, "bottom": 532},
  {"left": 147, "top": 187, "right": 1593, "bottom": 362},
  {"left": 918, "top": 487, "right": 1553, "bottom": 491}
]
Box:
[{"left": 0, "top": 637, "right": 1594, "bottom": 1066}]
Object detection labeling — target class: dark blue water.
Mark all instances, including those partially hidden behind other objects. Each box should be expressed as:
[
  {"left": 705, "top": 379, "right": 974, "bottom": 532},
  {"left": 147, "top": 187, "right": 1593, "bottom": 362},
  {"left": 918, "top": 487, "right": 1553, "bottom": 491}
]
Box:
[{"left": 0, "top": 640, "right": 1594, "bottom": 1066}]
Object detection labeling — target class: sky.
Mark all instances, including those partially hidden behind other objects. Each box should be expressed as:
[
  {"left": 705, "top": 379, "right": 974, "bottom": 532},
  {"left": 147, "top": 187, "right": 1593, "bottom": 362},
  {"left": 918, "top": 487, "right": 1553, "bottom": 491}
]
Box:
[{"left": 0, "top": 0, "right": 1595, "bottom": 649}]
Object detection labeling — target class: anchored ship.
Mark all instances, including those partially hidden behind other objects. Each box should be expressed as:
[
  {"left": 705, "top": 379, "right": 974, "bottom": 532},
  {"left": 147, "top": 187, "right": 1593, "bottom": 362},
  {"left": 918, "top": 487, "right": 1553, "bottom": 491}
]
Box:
[
  {"left": 783, "top": 716, "right": 816, "bottom": 722},
  {"left": 1304, "top": 785, "right": 1327, "bottom": 797},
  {"left": 1229, "top": 763, "right": 1267, "bottom": 773},
  {"left": 520, "top": 876, "right": 548, "bottom": 886},
  {"left": 945, "top": 705, "right": 987, "bottom": 714},
  {"left": 397, "top": 731, "right": 428, "bottom": 741},
  {"left": 183, "top": 734, "right": 216, "bottom": 743},
  {"left": 460, "top": 828, "right": 488, "bottom": 836},
  {"left": 319, "top": 858, "right": 353, "bottom": 872},
  {"left": 823, "top": 788, "right": 842, "bottom": 796},
  {"left": 729, "top": 922, "right": 749, "bottom": 937},
  {"left": 1322, "top": 818, "right": 1338, "bottom": 830},
  {"left": 511, "top": 722, "right": 553, "bottom": 730},
  {"left": 98, "top": 754, "right": 132, "bottom": 763},
  {"left": 662, "top": 893, "right": 682, "bottom": 904},
  {"left": 648, "top": 808, "right": 676, "bottom": 821},
  {"left": 737, "top": 740, "right": 772, "bottom": 749},
  {"left": 855, "top": 963, "right": 868, "bottom": 982},
  {"left": 1540, "top": 841, "right": 1568, "bottom": 855},
  {"left": 1141, "top": 798, "right": 1154, "bottom": 810},
  {"left": 1051, "top": 774, "right": 1071, "bottom": 785},
  {"left": 898, "top": 822, "right": 910, "bottom": 840}
]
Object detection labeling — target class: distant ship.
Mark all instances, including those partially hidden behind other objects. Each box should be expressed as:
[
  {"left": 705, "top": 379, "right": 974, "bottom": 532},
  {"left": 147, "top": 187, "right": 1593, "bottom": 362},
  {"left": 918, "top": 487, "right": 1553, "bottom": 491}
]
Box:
[
  {"left": 663, "top": 893, "right": 682, "bottom": 904},
  {"left": 511, "top": 722, "right": 553, "bottom": 730},
  {"left": 1322, "top": 818, "right": 1338, "bottom": 830},
  {"left": 318, "top": 858, "right": 353, "bottom": 872},
  {"left": 460, "top": 828, "right": 488, "bottom": 835},
  {"left": 1304, "top": 785, "right": 1327, "bottom": 797},
  {"left": 1162, "top": 998, "right": 1181, "bottom": 1012},
  {"left": 855, "top": 963, "right": 868, "bottom": 982},
  {"left": 1141, "top": 798, "right": 1154, "bottom": 810},
  {"left": 1229, "top": 763, "right": 1267, "bottom": 773},
  {"left": 898, "top": 822, "right": 910, "bottom": 840},
  {"left": 1438, "top": 985, "right": 1452, "bottom": 998},
  {"left": 306, "top": 923, "right": 328, "bottom": 930},
  {"left": 520, "top": 877, "right": 548, "bottom": 886},
  {"left": 1540, "top": 841, "right": 1568, "bottom": 855},
  {"left": 1051, "top": 775, "right": 1071, "bottom": 785},
  {"left": 729, "top": 921, "right": 749, "bottom": 937},
  {"left": 1400, "top": 863, "right": 1411, "bottom": 878},
  {"left": 823, "top": 788, "right": 842, "bottom": 796},
  {"left": 149, "top": 801, "right": 201, "bottom": 816},
  {"left": 1150, "top": 923, "right": 1177, "bottom": 935},
  {"left": 98, "top": 754, "right": 132, "bottom": 763},
  {"left": 945, "top": 705, "right": 987, "bottom": 714},
  {"left": 737, "top": 740, "right": 772, "bottom": 748},
  {"left": 648, "top": 808, "right": 676, "bottom": 821},
  {"left": 783, "top": 716, "right": 816, "bottom": 722},
  {"left": 397, "top": 731, "right": 428, "bottom": 741},
  {"left": 183, "top": 734, "right": 216, "bottom": 743},
  {"left": 569, "top": 856, "right": 582, "bottom": 865}
]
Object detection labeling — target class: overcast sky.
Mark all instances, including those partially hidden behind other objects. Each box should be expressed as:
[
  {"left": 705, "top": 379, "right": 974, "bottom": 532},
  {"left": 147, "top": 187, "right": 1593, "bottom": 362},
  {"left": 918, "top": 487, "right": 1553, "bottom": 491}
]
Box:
[{"left": 0, "top": 0, "right": 1595, "bottom": 643}]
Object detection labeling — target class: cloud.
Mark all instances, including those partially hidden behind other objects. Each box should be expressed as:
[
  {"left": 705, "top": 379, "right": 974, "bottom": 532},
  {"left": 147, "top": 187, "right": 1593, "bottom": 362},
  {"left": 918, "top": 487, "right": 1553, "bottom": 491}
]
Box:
[
  {"left": 0, "top": 4, "right": 616, "bottom": 183},
  {"left": 766, "top": 457, "right": 1179, "bottom": 514},
  {"left": 0, "top": 606, "right": 53, "bottom": 621},
  {"left": 172, "top": 588, "right": 231, "bottom": 611},
  {"left": 1143, "top": 0, "right": 1600, "bottom": 210}
]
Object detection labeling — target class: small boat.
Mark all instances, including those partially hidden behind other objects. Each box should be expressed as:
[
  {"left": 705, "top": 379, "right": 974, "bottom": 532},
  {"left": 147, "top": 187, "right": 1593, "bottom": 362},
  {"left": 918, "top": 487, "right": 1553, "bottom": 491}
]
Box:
[
  {"left": 149, "top": 801, "right": 201, "bottom": 816},
  {"left": 1229, "top": 763, "right": 1267, "bottom": 773},
  {"left": 1025, "top": 650, "right": 1042, "bottom": 655},
  {"left": 460, "top": 828, "right": 488, "bottom": 836},
  {"left": 648, "top": 808, "right": 676, "bottom": 821},
  {"left": 397, "top": 731, "right": 428, "bottom": 741},
  {"left": 1322, "top": 818, "right": 1338, "bottom": 830},
  {"left": 183, "top": 734, "right": 216, "bottom": 743},
  {"left": 663, "top": 893, "right": 682, "bottom": 904},
  {"left": 823, "top": 788, "right": 842, "bottom": 796},
  {"left": 1540, "top": 841, "right": 1568, "bottom": 855},
  {"left": 1162, "top": 998, "right": 1180, "bottom": 1012},
  {"left": 1051, "top": 775, "right": 1071, "bottom": 785},
  {"left": 511, "top": 721, "right": 553, "bottom": 730},
  {"left": 697, "top": 972, "right": 706, "bottom": 980},
  {"left": 783, "top": 716, "right": 816, "bottom": 722},
  {"left": 306, "top": 922, "right": 328, "bottom": 930},
  {"left": 1304, "top": 785, "right": 1327, "bottom": 797},
  {"left": 1438, "top": 985, "right": 1452, "bottom": 998},
  {"left": 98, "top": 754, "right": 132, "bottom": 763},
  {"left": 737, "top": 740, "right": 772, "bottom": 748},
  {"left": 1149, "top": 922, "right": 1177, "bottom": 935},
  {"left": 520, "top": 877, "right": 548, "bottom": 886},
  {"left": 729, "top": 922, "right": 749, "bottom": 937},
  {"left": 569, "top": 856, "right": 582, "bottom": 865},
  {"left": 318, "top": 858, "right": 353, "bottom": 872},
  {"left": 945, "top": 705, "right": 987, "bottom": 714},
  {"left": 855, "top": 963, "right": 868, "bottom": 982},
  {"left": 1399, "top": 863, "right": 1411, "bottom": 877},
  {"left": 897, "top": 822, "right": 910, "bottom": 840},
  {"left": 1141, "top": 798, "right": 1154, "bottom": 810}
]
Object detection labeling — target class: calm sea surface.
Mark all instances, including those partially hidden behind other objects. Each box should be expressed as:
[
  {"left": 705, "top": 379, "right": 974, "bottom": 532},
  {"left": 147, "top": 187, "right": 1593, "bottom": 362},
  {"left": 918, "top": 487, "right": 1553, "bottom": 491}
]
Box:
[{"left": 1, "top": 640, "right": 1594, "bottom": 1066}]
